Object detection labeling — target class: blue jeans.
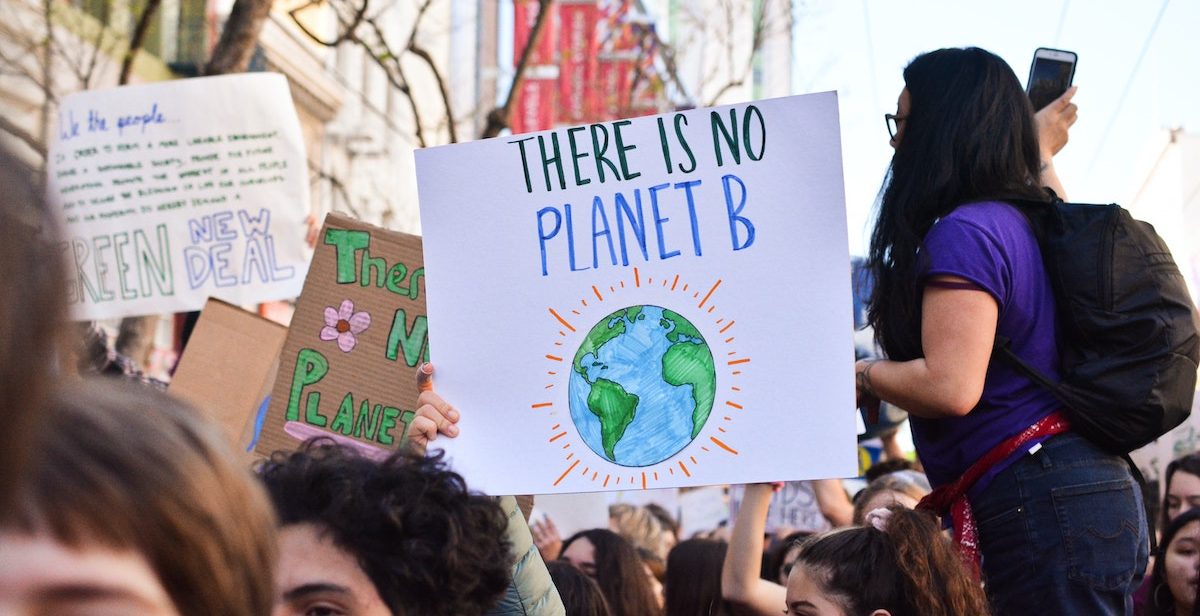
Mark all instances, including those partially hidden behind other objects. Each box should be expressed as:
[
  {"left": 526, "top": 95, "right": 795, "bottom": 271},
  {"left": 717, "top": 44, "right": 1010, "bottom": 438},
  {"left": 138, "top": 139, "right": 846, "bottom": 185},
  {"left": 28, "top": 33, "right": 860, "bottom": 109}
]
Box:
[{"left": 971, "top": 433, "right": 1149, "bottom": 616}]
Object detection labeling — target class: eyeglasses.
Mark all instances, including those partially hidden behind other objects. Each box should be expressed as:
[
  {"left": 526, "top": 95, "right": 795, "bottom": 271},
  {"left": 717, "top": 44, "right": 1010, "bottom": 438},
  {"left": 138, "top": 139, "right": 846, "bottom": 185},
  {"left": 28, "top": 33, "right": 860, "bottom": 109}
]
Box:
[{"left": 884, "top": 113, "right": 907, "bottom": 141}]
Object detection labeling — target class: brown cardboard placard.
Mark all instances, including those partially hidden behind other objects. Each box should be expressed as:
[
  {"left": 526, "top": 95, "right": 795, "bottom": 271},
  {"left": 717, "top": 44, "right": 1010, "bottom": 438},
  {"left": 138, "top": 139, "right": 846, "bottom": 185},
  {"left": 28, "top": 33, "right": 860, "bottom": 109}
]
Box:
[
  {"left": 169, "top": 298, "right": 287, "bottom": 458},
  {"left": 255, "top": 213, "right": 427, "bottom": 459}
]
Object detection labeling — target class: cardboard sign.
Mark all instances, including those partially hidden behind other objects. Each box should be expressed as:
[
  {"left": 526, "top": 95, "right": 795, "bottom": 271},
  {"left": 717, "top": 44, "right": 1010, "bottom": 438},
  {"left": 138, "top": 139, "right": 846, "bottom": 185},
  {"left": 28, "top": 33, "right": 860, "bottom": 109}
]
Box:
[
  {"left": 47, "top": 73, "right": 312, "bottom": 320},
  {"left": 256, "top": 213, "right": 427, "bottom": 459},
  {"left": 729, "top": 482, "right": 832, "bottom": 534},
  {"left": 416, "top": 92, "right": 857, "bottom": 494},
  {"left": 169, "top": 298, "right": 286, "bottom": 457}
]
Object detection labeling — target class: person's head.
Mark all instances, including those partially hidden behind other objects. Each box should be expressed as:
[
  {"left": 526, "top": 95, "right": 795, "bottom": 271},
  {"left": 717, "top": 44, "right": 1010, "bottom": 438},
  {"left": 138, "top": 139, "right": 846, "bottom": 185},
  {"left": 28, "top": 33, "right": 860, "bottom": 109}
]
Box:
[
  {"left": 1147, "top": 508, "right": 1200, "bottom": 616},
  {"left": 645, "top": 502, "right": 682, "bottom": 544},
  {"left": 766, "top": 531, "right": 814, "bottom": 586},
  {"left": 609, "top": 502, "right": 672, "bottom": 560},
  {"left": 664, "top": 539, "right": 733, "bottom": 616},
  {"left": 868, "top": 47, "right": 1047, "bottom": 360},
  {"left": 259, "top": 442, "right": 512, "bottom": 616},
  {"left": 786, "top": 507, "right": 988, "bottom": 616},
  {"left": 863, "top": 459, "right": 916, "bottom": 484},
  {"left": 0, "top": 380, "right": 277, "bottom": 616},
  {"left": 0, "top": 145, "right": 67, "bottom": 511},
  {"left": 851, "top": 471, "right": 931, "bottom": 525},
  {"left": 561, "top": 528, "right": 662, "bottom": 616},
  {"left": 1164, "top": 454, "right": 1200, "bottom": 530},
  {"left": 546, "top": 560, "right": 613, "bottom": 616}
]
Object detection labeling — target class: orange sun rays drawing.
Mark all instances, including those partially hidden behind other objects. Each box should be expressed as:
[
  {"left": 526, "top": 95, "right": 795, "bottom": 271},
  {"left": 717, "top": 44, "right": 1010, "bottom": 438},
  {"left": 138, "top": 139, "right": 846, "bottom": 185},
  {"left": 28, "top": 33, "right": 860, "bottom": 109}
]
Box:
[{"left": 536, "top": 267, "right": 748, "bottom": 490}]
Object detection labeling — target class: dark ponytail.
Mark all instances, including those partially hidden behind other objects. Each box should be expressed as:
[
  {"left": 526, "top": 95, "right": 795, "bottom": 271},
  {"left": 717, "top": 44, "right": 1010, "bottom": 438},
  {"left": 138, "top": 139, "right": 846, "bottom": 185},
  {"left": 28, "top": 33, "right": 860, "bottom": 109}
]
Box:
[{"left": 796, "top": 507, "right": 989, "bottom": 616}]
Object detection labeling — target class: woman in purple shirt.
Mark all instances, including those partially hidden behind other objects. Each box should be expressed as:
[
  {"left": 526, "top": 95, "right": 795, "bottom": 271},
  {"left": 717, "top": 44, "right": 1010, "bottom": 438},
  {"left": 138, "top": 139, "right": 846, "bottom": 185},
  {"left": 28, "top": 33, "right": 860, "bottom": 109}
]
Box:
[{"left": 854, "top": 47, "right": 1148, "bottom": 615}]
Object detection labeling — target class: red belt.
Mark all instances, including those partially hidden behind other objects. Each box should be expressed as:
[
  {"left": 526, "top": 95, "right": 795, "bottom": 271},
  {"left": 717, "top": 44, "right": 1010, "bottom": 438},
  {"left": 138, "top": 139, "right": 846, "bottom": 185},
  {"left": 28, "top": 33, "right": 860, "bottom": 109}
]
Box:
[{"left": 916, "top": 410, "right": 1071, "bottom": 580}]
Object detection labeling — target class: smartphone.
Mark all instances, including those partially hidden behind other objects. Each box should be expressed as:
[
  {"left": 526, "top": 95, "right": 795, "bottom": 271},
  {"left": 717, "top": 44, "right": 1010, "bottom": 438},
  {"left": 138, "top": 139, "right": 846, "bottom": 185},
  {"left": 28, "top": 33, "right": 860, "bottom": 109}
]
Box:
[{"left": 1026, "top": 47, "right": 1077, "bottom": 111}]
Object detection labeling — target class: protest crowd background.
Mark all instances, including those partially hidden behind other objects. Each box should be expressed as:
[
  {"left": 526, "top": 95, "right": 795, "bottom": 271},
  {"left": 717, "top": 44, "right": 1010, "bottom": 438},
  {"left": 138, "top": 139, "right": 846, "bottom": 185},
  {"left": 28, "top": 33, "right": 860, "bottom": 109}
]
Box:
[{"left": 2, "top": 1, "right": 1200, "bottom": 615}]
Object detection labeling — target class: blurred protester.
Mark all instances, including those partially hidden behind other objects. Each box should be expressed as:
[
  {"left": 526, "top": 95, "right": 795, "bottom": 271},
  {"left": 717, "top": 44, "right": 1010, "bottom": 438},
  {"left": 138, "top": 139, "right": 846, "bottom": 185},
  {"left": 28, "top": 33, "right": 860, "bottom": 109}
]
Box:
[
  {"left": 0, "top": 380, "right": 277, "bottom": 615},
  {"left": 646, "top": 503, "right": 682, "bottom": 545},
  {"left": 610, "top": 502, "right": 674, "bottom": 560},
  {"left": 665, "top": 539, "right": 734, "bottom": 616},
  {"left": 764, "top": 531, "right": 814, "bottom": 586},
  {"left": 787, "top": 507, "right": 990, "bottom": 616},
  {"left": 850, "top": 471, "right": 931, "bottom": 525},
  {"left": 560, "top": 528, "right": 663, "bottom": 616},
  {"left": 1136, "top": 509, "right": 1200, "bottom": 616},
  {"left": 863, "top": 458, "right": 918, "bottom": 484},
  {"left": 1163, "top": 454, "right": 1200, "bottom": 532},
  {"left": 855, "top": 46, "right": 1145, "bottom": 613},
  {"left": 811, "top": 479, "right": 854, "bottom": 528},
  {"left": 0, "top": 145, "right": 66, "bottom": 513},
  {"left": 546, "top": 561, "right": 613, "bottom": 616}
]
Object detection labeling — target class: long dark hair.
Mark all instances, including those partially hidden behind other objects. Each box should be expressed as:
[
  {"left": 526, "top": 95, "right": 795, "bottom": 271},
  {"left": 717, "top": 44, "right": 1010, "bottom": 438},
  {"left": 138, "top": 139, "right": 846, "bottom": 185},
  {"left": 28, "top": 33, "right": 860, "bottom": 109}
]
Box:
[
  {"left": 867, "top": 47, "right": 1047, "bottom": 360},
  {"left": 561, "top": 529, "right": 662, "bottom": 616},
  {"left": 664, "top": 539, "right": 733, "bottom": 616},
  {"left": 795, "top": 507, "right": 990, "bottom": 616},
  {"left": 546, "top": 560, "right": 613, "bottom": 616},
  {"left": 1145, "top": 508, "right": 1200, "bottom": 616}
]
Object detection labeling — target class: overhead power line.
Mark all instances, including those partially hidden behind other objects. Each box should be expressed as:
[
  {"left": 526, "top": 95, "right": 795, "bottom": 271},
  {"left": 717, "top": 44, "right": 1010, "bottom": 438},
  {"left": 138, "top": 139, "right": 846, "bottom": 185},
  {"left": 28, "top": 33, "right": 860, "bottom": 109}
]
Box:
[{"left": 1087, "top": 0, "right": 1171, "bottom": 175}]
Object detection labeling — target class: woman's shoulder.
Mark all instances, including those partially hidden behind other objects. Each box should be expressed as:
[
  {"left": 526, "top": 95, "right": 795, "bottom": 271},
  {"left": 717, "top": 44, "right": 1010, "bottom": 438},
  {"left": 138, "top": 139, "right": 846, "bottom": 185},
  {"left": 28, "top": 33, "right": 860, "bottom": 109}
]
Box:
[
  {"left": 944, "top": 200, "right": 1026, "bottom": 226},
  {"left": 934, "top": 200, "right": 1031, "bottom": 239}
]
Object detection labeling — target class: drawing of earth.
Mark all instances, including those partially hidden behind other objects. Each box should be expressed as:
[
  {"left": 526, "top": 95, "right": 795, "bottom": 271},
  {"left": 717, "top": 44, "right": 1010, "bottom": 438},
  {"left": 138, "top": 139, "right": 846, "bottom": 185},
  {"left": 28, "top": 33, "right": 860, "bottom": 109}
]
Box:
[{"left": 568, "top": 305, "right": 716, "bottom": 467}]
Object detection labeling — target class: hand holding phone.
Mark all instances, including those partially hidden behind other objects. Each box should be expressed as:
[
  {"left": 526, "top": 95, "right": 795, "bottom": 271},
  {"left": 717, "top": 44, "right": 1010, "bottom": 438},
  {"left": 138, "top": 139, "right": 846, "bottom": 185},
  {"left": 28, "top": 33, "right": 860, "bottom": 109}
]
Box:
[{"left": 1027, "top": 47, "right": 1077, "bottom": 111}]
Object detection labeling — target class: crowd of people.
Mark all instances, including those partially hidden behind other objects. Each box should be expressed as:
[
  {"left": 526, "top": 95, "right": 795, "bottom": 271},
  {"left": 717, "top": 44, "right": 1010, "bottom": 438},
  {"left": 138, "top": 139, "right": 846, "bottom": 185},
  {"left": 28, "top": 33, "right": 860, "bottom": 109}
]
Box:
[{"left": 2, "top": 44, "right": 1197, "bottom": 616}]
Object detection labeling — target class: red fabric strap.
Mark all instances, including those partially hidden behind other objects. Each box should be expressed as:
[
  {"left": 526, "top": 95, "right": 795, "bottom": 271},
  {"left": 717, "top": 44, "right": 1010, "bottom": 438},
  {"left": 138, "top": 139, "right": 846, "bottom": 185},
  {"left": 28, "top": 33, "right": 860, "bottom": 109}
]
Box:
[{"left": 916, "top": 409, "right": 1071, "bottom": 580}]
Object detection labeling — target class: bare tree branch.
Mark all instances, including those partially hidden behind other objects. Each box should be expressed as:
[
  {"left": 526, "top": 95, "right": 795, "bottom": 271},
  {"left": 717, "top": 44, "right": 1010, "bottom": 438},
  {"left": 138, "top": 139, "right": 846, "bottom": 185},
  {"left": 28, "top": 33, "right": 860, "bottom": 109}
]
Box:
[
  {"left": 120, "top": 0, "right": 163, "bottom": 84},
  {"left": 405, "top": 0, "right": 455, "bottom": 142},
  {"left": 481, "top": 0, "right": 553, "bottom": 139},
  {"left": 361, "top": 14, "right": 427, "bottom": 147},
  {"left": 204, "top": 0, "right": 273, "bottom": 75},
  {"left": 0, "top": 114, "right": 47, "bottom": 158}
]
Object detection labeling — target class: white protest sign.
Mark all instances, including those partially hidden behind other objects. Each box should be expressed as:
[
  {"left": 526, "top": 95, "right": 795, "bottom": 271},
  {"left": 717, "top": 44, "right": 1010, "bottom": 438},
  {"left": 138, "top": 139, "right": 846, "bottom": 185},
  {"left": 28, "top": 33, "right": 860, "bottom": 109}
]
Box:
[
  {"left": 728, "top": 482, "right": 832, "bottom": 534},
  {"left": 416, "top": 92, "right": 857, "bottom": 495},
  {"left": 48, "top": 73, "right": 311, "bottom": 320}
]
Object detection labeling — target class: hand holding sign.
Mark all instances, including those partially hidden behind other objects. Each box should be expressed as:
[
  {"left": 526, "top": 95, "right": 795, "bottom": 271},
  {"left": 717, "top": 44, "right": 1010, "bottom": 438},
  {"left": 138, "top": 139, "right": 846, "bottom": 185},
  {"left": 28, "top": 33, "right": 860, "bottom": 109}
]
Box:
[{"left": 410, "top": 363, "right": 461, "bottom": 453}]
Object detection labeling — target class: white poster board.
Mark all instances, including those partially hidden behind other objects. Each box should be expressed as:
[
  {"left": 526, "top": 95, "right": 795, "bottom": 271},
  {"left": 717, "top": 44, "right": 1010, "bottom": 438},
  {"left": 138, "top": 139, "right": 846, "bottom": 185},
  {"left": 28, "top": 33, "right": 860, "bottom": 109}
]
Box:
[
  {"left": 728, "top": 482, "right": 832, "bottom": 534},
  {"left": 416, "top": 92, "right": 857, "bottom": 495},
  {"left": 48, "top": 73, "right": 311, "bottom": 320}
]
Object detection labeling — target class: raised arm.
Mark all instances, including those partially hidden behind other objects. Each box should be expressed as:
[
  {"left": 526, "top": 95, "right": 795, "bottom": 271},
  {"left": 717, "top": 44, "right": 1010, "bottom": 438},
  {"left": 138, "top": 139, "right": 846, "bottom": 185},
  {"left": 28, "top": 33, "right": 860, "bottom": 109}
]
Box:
[{"left": 721, "top": 483, "right": 787, "bottom": 615}]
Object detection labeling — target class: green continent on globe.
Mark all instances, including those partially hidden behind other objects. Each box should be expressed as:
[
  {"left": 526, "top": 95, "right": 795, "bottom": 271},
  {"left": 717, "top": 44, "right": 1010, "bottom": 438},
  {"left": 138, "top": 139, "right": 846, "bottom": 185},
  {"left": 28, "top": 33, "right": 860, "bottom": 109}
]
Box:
[
  {"left": 587, "top": 378, "right": 640, "bottom": 461},
  {"left": 660, "top": 309, "right": 716, "bottom": 438},
  {"left": 573, "top": 307, "right": 636, "bottom": 380}
]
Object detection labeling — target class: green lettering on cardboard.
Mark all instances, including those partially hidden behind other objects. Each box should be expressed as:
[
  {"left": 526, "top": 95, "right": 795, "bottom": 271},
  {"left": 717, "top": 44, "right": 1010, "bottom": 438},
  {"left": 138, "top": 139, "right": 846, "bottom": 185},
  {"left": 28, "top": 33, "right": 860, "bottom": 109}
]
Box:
[
  {"left": 385, "top": 309, "right": 429, "bottom": 368},
  {"left": 377, "top": 406, "right": 402, "bottom": 445},
  {"left": 353, "top": 401, "right": 381, "bottom": 440},
  {"left": 360, "top": 251, "right": 387, "bottom": 288},
  {"left": 286, "top": 348, "right": 329, "bottom": 422},
  {"left": 384, "top": 262, "right": 409, "bottom": 295},
  {"left": 323, "top": 229, "right": 370, "bottom": 284},
  {"left": 331, "top": 393, "right": 355, "bottom": 434}
]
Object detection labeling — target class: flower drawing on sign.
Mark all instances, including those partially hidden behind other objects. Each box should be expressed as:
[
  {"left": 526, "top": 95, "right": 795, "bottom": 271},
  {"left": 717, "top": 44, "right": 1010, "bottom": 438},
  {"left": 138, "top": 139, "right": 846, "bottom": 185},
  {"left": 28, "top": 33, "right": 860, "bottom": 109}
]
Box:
[{"left": 320, "top": 299, "right": 371, "bottom": 353}]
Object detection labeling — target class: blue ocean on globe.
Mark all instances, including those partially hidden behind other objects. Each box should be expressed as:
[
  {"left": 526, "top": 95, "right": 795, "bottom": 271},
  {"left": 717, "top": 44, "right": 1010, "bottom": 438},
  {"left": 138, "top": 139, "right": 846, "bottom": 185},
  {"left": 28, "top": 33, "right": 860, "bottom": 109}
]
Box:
[{"left": 568, "top": 305, "right": 704, "bottom": 467}]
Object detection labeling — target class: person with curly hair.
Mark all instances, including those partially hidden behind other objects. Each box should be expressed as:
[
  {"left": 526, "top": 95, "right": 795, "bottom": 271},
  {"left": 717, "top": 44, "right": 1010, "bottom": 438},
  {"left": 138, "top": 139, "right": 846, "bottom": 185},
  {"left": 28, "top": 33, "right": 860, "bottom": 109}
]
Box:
[{"left": 259, "top": 443, "right": 514, "bottom": 616}]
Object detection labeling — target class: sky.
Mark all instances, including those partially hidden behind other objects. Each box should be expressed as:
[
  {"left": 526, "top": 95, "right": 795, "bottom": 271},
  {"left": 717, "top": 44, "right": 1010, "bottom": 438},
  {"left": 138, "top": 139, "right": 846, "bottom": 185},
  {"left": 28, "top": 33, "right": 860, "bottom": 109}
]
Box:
[{"left": 788, "top": 0, "right": 1200, "bottom": 255}]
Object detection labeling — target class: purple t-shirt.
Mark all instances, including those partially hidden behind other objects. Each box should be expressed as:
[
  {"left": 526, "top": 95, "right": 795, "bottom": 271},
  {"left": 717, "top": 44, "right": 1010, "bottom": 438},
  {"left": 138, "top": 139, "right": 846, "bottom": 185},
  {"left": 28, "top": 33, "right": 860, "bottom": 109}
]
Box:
[{"left": 910, "top": 201, "right": 1062, "bottom": 491}]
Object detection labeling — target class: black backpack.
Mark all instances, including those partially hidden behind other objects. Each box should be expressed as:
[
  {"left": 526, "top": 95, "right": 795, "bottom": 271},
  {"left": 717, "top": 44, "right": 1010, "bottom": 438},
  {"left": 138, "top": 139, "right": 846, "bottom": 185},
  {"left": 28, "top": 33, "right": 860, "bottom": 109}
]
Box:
[{"left": 995, "top": 194, "right": 1200, "bottom": 455}]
